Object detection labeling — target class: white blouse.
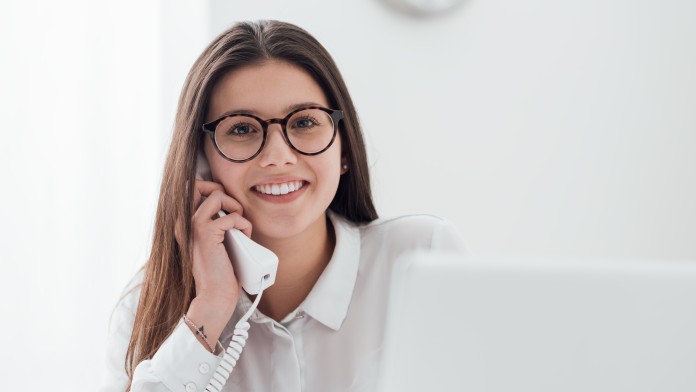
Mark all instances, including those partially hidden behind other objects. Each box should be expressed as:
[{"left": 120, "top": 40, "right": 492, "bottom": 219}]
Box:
[{"left": 100, "top": 211, "right": 468, "bottom": 392}]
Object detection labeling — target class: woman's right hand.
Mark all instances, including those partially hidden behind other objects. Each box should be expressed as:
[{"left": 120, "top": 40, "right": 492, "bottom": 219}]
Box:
[
  {"left": 175, "top": 179, "right": 252, "bottom": 353},
  {"left": 185, "top": 179, "right": 252, "bottom": 305},
  {"left": 175, "top": 180, "right": 251, "bottom": 349}
]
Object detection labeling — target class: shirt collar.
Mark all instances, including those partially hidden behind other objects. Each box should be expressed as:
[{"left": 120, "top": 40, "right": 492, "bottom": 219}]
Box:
[
  {"left": 233, "top": 210, "right": 361, "bottom": 331},
  {"left": 298, "top": 210, "right": 361, "bottom": 330}
]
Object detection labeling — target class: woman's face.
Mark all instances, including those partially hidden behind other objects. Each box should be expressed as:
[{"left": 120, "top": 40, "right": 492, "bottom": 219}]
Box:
[{"left": 203, "top": 60, "right": 343, "bottom": 242}]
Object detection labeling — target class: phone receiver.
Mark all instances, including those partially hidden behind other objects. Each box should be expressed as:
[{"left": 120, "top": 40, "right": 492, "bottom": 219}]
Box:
[
  {"left": 218, "top": 210, "right": 277, "bottom": 294},
  {"left": 197, "top": 151, "right": 278, "bottom": 295}
]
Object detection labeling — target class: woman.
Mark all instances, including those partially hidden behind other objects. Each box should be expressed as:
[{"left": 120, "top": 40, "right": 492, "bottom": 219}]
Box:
[{"left": 102, "top": 20, "right": 467, "bottom": 392}]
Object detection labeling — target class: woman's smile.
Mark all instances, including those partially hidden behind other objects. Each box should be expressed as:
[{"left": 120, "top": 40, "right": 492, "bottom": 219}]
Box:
[{"left": 252, "top": 180, "right": 308, "bottom": 203}]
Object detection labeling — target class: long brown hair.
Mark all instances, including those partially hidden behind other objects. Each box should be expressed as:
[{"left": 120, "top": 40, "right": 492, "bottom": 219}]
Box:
[{"left": 124, "top": 20, "right": 378, "bottom": 389}]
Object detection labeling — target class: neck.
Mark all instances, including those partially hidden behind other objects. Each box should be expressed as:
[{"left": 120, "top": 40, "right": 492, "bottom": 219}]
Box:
[{"left": 251, "top": 214, "right": 335, "bottom": 322}]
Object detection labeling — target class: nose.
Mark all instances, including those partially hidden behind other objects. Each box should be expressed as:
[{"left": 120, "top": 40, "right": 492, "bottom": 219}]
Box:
[{"left": 257, "top": 124, "right": 297, "bottom": 168}]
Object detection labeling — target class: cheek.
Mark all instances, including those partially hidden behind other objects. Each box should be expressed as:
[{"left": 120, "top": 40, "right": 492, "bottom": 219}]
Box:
[
  {"left": 218, "top": 168, "right": 247, "bottom": 200},
  {"left": 204, "top": 139, "right": 249, "bottom": 199},
  {"left": 315, "top": 151, "right": 342, "bottom": 196},
  {"left": 215, "top": 164, "right": 250, "bottom": 201}
]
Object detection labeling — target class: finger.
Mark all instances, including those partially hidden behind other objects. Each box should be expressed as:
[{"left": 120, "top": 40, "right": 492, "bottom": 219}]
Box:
[
  {"left": 213, "top": 212, "right": 253, "bottom": 238},
  {"left": 193, "top": 180, "right": 225, "bottom": 208},
  {"left": 195, "top": 179, "right": 225, "bottom": 196},
  {"left": 194, "top": 180, "right": 243, "bottom": 215},
  {"left": 195, "top": 189, "right": 244, "bottom": 221}
]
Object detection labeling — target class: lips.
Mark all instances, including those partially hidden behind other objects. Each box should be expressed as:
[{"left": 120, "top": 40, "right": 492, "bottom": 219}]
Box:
[
  {"left": 251, "top": 179, "right": 308, "bottom": 204},
  {"left": 254, "top": 180, "right": 306, "bottom": 195}
]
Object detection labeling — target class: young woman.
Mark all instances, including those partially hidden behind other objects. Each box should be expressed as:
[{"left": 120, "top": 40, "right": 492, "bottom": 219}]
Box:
[{"left": 102, "top": 20, "right": 467, "bottom": 392}]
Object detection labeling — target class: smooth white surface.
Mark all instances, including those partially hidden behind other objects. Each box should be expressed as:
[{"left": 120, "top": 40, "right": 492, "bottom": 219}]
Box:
[{"left": 378, "top": 253, "right": 696, "bottom": 391}]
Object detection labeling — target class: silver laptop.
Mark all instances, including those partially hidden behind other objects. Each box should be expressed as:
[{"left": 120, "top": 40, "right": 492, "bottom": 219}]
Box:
[{"left": 376, "top": 252, "right": 696, "bottom": 392}]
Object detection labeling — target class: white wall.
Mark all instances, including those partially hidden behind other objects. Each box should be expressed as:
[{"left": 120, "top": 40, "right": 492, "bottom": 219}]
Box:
[
  {"left": 0, "top": 0, "right": 694, "bottom": 390},
  {"left": 0, "top": 0, "right": 168, "bottom": 389},
  {"left": 206, "top": 0, "right": 696, "bottom": 260}
]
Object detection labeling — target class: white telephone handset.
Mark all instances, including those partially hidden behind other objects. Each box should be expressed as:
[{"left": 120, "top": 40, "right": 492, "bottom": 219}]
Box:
[
  {"left": 195, "top": 150, "right": 277, "bottom": 392},
  {"left": 219, "top": 221, "right": 277, "bottom": 294},
  {"left": 195, "top": 151, "right": 278, "bottom": 294}
]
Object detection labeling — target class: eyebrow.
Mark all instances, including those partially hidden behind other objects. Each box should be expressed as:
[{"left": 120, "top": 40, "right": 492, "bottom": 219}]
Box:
[{"left": 217, "top": 102, "right": 326, "bottom": 119}]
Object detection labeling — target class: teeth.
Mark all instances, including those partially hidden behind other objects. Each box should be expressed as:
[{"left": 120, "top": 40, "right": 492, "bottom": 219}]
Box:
[{"left": 255, "top": 181, "right": 304, "bottom": 195}]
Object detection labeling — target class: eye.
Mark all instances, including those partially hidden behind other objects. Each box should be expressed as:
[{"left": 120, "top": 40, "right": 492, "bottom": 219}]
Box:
[
  {"left": 292, "top": 115, "right": 319, "bottom": 129},
  {"left": 226, "top": 122, "right": 258, "bottom": 136}
]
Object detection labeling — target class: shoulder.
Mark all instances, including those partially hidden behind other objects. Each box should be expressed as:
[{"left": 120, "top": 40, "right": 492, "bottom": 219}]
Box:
[
  {"left": 359, "top": 214, "right": 468, "bottom": 254},
  {"left": 109, "top": 267, "right": 145, "bottom": 326},
  {"left": 102, "top": 267, "right": 146, "bottom": 389},
  {"left": 360, "top": 214, "right": 447, "bottom": 240}
]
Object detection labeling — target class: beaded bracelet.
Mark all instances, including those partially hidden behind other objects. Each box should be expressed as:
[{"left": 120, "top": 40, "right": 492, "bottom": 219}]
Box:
[{"left": 183, "top": 314, "right": 222, "bottom": 354}]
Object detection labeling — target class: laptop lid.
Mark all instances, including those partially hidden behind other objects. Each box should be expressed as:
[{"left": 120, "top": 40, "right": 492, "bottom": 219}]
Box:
[{"left": 376, "top": 252, "right": 696, "bottom": 392}]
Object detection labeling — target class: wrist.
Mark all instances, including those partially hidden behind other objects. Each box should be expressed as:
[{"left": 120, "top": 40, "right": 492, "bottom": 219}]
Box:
[
  {"left": 185, "top": 295, "right": 238, "bottom": 353},
  {"left": 196, "top": 286, "right": 239, "bottom": 303},
  {"left": 191, "top": 292, "right": 238, "bottom": 318}
]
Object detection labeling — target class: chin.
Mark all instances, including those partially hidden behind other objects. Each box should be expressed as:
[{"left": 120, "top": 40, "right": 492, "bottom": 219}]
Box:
[
  {"left": 249, "top": 210, "right": 326, "bottom": 242},
  {"left": 250, "top": 214, "right": 308, "bottom": 240}
]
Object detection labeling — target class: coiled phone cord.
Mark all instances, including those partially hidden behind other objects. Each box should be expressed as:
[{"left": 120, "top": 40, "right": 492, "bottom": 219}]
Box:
[{"left": 204, "top": 280, "right": 266, "bottom": 392}]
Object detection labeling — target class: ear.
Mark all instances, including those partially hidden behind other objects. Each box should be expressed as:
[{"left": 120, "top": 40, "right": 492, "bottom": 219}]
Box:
[
  {"left": 196, "top": 145, "right": 213, "bottom": 181},
  {"left": 340, "top": 156, "right": 349, "bottom": 175}
]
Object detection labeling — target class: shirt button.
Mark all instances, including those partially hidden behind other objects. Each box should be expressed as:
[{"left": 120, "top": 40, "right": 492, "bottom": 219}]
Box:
[
  {"left": 199, "top": 363, "right": 210, "bottom": 374},
  {"left": 295, "top": 311, "right": 305, "bottom": 319},
  {"left": 185, "top": 382, "right": 196, "bottom": 392}
]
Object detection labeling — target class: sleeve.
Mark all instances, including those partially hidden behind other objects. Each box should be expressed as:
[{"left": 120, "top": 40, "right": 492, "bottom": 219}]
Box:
[
  {"left": 130, "top": 319, "right": 225, "bottom": 392},
  {"left": 430, "top": 218, "right": 469, "bottom": 255},
  {"left": 99, "top": 291, "right": 138, "bottom": 392},
  {"left": 99, "top": 286, "right": 225, "bottom": 392}
]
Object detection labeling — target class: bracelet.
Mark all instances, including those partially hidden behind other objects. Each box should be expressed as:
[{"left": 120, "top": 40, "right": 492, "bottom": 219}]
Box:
[{"left": 183, "top": 314, "right": 222, "bottom": 354}]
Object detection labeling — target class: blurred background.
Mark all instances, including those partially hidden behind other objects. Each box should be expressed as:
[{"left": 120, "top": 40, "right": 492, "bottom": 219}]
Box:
[{"left": 1, "top": 0, "right": 694, "bottom": 389}]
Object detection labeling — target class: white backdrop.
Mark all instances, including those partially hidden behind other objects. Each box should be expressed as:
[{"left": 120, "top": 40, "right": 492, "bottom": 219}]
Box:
[{"left": 1, "top": 0, "right": 694, "bottom": 389}]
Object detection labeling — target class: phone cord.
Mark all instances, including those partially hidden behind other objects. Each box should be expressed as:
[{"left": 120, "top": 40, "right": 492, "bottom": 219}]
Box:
[{"left": 204, "top": 280, "right": 265, "bottom": 392}]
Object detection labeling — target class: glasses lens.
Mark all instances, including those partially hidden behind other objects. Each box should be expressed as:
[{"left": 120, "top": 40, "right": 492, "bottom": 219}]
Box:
[
  {"left": 214, "top": 115, "right": 264, "bottom": 161},
  {"left": 286, "top": 109, "right": 336, "bottom": 154}
]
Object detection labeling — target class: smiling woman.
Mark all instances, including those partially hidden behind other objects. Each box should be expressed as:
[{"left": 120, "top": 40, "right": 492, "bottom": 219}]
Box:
[
  {"left": 202, "top": 61, "right": 345, "bottom": 243},
  {"left": 100, "top": 20, "right": 467, "bottom": 392}
]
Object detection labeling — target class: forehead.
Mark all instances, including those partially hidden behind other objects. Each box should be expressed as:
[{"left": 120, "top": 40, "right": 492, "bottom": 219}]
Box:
[{"left": 207, "top": 60, "right": 329, "bottom": 121}]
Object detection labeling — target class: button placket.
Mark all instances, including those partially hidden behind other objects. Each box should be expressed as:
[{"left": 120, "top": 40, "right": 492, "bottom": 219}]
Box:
[
  {"left": 287, "top": 318, "right": 306, "bottom": 391},
  {"left": 270, "top": 321, "right": 302, "bottom": 392}
]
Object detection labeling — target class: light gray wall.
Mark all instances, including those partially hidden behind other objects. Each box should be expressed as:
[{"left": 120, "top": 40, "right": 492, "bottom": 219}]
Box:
[{"left": 202, "top": 0, "right": 696, "bottom": 259}]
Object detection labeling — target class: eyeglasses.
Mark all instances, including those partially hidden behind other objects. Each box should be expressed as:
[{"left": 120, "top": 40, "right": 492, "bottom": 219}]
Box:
[{"left": 201, "top": 106, "right": 344, "bottom": 163}]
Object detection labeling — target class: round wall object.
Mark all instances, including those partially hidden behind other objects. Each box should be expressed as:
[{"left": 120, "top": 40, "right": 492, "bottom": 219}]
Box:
[{"left": 381, "top": 0, "right": 466, "bottom": 16}]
